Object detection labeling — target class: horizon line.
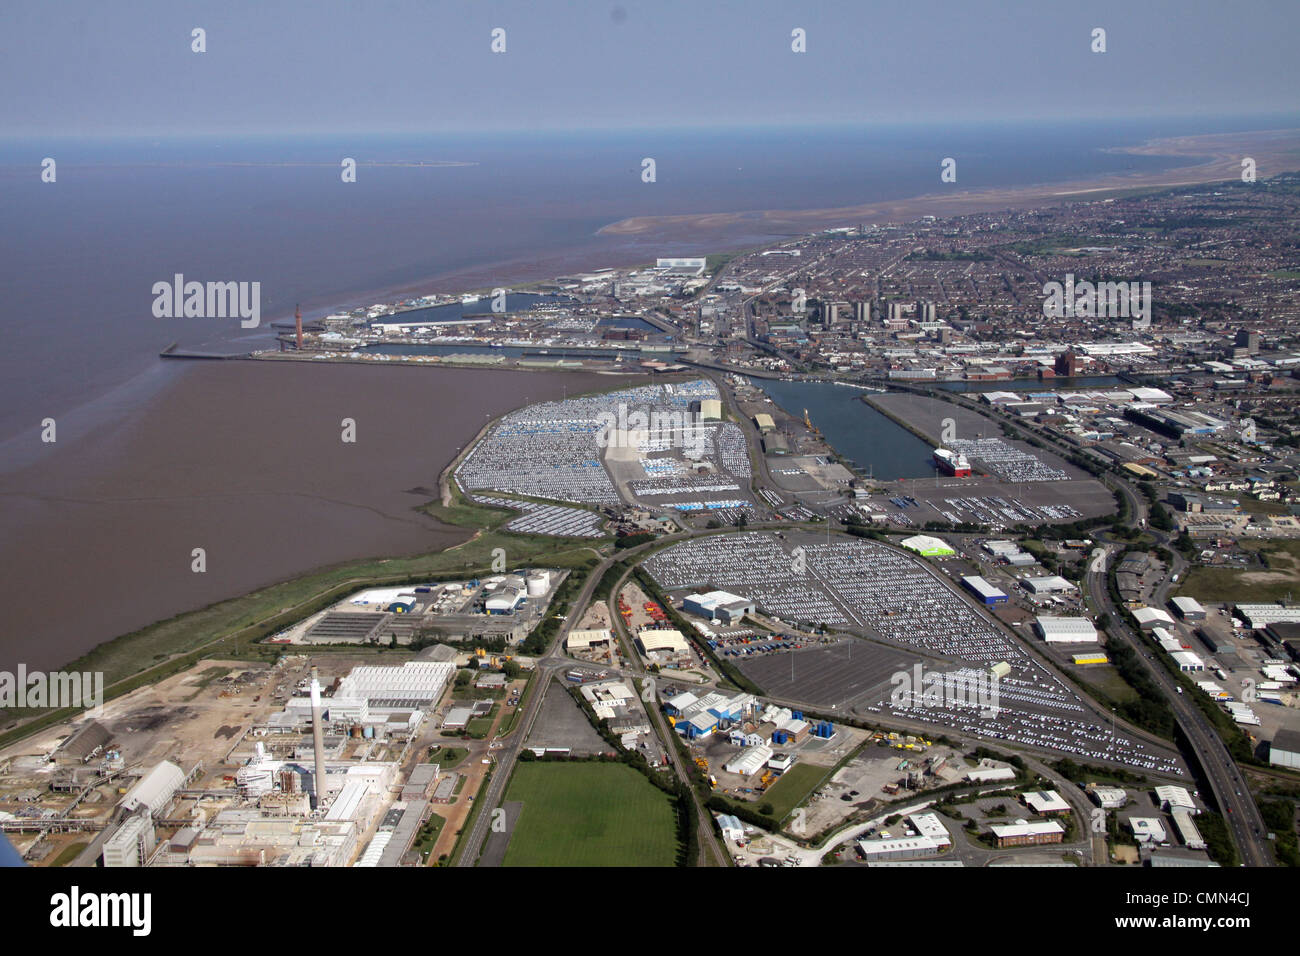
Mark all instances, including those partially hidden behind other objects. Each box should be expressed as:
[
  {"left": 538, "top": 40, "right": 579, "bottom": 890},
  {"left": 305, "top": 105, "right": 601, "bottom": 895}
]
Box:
[{"left": 5, "top": 112, "right": 1300, "bottom": 142}]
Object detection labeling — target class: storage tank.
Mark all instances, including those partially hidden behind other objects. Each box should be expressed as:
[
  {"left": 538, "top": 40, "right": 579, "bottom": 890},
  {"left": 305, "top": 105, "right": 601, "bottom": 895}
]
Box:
[{"left": 526, "top": 571, "right": 549, "bottom": 598}]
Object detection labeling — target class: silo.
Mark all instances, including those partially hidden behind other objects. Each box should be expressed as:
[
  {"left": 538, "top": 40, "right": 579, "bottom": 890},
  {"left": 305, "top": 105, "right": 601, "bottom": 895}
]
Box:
[{"left": 526, "top": 571, "right": 549, "bottom": 598}]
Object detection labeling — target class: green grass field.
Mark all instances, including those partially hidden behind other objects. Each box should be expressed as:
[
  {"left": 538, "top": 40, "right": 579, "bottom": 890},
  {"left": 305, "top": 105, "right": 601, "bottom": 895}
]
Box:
[
  {"left": 1179, "top": 539, "right": 1300, "bottom": 603},
  {"left": 1076, "top": 666, "right": 1142, "bottom": 706},
  {"left": 755, "top": 762, "right": 829, "bottom": 821},
  {"left": 49, "top": 842, "right": 88, "bottom": 867},
  {"left": 502, "top": 762, "right": 679, "bottom": 867}
]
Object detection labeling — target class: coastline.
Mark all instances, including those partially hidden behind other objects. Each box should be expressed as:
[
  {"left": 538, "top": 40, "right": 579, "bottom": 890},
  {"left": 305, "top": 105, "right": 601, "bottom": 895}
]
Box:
[
  {"left": 263, "top": 129, "right": 1300, "bottom": 340},
  {"left": 8, "top": 123, "right": 1298, "bottom": 689},
  {"left": 0, "top": 361, "right": 627, "bottom": 672},
  {"left": 597, "top": 128, "right": 1300, "bottom": 242}
]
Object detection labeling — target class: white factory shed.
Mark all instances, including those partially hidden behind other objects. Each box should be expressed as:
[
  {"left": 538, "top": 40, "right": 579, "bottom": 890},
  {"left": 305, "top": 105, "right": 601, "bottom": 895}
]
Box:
[
  {"left": 724, "top": 744, "right": 774, "bottom": 777},
  {"left": 566, "top": 629, "right": 611, "bottom": 650},
  {"left": 1152, "top": 627, "right": 1183, "bottom": 653},
  {"left": 908, "top": 812, "right": 952, "bottom": 847},
  {"left": 983, "top": 540, "right": 1021, "bottom": 557},
  {"left": 355, "top": 830, "right": 393, "bottom": 867},
  {"left": 1133, "top": 607, "right": 1176, "bottom": 629},
  {"left": 1128, "top": 387, "right": 1173, "bottom": 404},
  {"left": 442, "top": 706, "right": 473, "bottom": 730},
  {"left": 1170, "top": 596, "right": 1207, "bottom": 621},
  {"left": 857, "top": 835, "right": 941, "bottom": 862},
  {"left": 1171, "top": 808, "right": 1206, "bottom": 851},
  {"left": 1090, "top": 786, "right": 1127, "bottom": 809},
  {"left": 1269, "top": 729, "right": 1300, "bottom": 770},
  {"left": 324, "top": 779, "right": 373, "bottom": 823},
  {"left": 335, "top": 662, "right": 456, "bottom": 709},
  {"left": 1035, "top": 616, "right": 1099, "bottom": 643},
  {"left": 637, "top": 629, "right": 691, "bottom": 655},
  {"left": 1234, "top": 604, "right": 1300, "bottom": 628},
  {"left": 1024, "top": 790, "right": 1071, "bottom": 815},
  {"left": 485, "top": 587, "right": 525, "bottom": 613},
  {"left": 682, "top": 591, "right": 755, "bottom": 624},
  {"left": 1023, "top": 575, "right": 1077, "bottom": 595},
  {"left": 120, "top": 760, "right": 186, "bottom": 818},
  {"left": 1170, "top": 651, "right": 1205, "bottom": 672},
  {"left": 1155, "top": 786, "right": 1198, "bottom": 813},
  {"left": 965, "top": 766, "right": 1017, "bottom": 783},
  {"left": 899, "top": 535, "right": 955, "bottom": 557},
  {"left": 715, "top": 814, "right": 745, "bottom": 842}
]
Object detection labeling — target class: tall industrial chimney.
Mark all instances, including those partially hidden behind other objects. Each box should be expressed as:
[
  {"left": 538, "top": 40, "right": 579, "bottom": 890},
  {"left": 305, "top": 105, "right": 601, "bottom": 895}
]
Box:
[
  {"left": 295, "top": 303, "right": 303, "bottom": 350},
  {"left": 309, "top": 666, "right": 327, "bottom": 810}
]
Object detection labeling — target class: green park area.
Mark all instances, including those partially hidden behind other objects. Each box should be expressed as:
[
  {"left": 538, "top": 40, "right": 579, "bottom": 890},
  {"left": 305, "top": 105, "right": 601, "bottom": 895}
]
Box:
[{"left": 502, "top": 762, "right": 678, "bottom": 867}]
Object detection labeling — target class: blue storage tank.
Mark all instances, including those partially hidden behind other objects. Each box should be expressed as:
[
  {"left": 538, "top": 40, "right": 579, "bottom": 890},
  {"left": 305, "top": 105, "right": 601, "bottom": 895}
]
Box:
[
  {"left": 363, "top": 726, "right": 375, "bottom": 739},
  {"left": 792, "top": 710, "right": 804, "bottom": 720}
]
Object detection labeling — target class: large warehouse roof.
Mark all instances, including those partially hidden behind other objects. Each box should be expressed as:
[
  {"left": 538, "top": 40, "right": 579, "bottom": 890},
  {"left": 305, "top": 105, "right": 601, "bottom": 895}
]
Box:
[
  {"left": 1035, "top": 616, "right": 1099, "bottom": 643},
  {"left": 723, "top": 744, "right": 773, "bottom": 777},
  {"left": 688, "top": 590, "right": 753, "bottom": 610},
  {"left": 637, "top": 629, "right": 690, "bottom": 654},
  {"left": 120, "top": 760, "right": 185, "bottom": 817},
  {"left": 1023, "top": 575, "right": 1075, "bottom": 594},
  {"left": 1154, "top": 786, "right": 1197, "bottom": 811},
  {"left": 566, "top": 629, "right": 611, "bottom": 649},
  {"left": 1234, "top": 604, "right": 1300, "bottom": 627},
  {"left": 1024, "top": 790, "right": 1071, "bottom": 814},
  {"left": 336, "top": 662, "right": 456, "bottom": 705},
  {"left": 1133, "top": 607, "right": 1176, "bottom": 628},
  {"left": 900, "top": 535, "right": 954, "bottom": 557},
  {"left": 962, "top": 575, "right": 1008, "bottom": 601}
]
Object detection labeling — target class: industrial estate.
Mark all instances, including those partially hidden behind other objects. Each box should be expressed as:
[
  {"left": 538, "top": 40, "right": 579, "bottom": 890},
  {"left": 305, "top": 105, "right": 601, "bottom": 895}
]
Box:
[{"left": 5, "top": 174, "right": 1300, "bottom": 872}]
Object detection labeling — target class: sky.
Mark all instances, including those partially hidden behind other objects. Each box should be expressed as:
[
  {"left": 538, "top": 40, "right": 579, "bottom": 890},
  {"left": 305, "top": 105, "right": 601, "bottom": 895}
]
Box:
[{"left": 2, "top": 0, "right": 1298, "bottom": 136}]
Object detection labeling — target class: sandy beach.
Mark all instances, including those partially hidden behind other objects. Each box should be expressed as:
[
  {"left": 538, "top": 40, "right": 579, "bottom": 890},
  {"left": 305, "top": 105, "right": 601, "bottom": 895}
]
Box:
[
  {"left": 598, "top": 128, "right": 1300, "bottom": 243},
  {"left": 0, "top": 362, "right": 630, "bottom": 672}
]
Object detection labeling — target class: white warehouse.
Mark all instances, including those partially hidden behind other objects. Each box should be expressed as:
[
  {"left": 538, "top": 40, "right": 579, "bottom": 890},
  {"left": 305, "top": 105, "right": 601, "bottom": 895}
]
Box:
[
  {"left": 724, "top": 744, "right": 773, "bottom": 777},
  {"left": 1035, "top": 616, "right": 1099, "bottom": 644},
  {"left": 119, "top": 760, "right": 186, "bottom": 818}
]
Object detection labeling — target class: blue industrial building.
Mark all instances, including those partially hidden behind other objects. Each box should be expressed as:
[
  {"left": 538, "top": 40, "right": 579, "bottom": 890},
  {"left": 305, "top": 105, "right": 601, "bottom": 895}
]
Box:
[{"left": 961, "top": 575, "right": 1008, "bottom": 605}]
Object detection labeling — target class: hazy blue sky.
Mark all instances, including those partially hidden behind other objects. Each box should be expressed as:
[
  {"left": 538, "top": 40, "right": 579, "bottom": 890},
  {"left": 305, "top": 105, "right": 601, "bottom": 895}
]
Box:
[{"left": 3, "top": 0, "right": 1298, "bottom": 136}]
